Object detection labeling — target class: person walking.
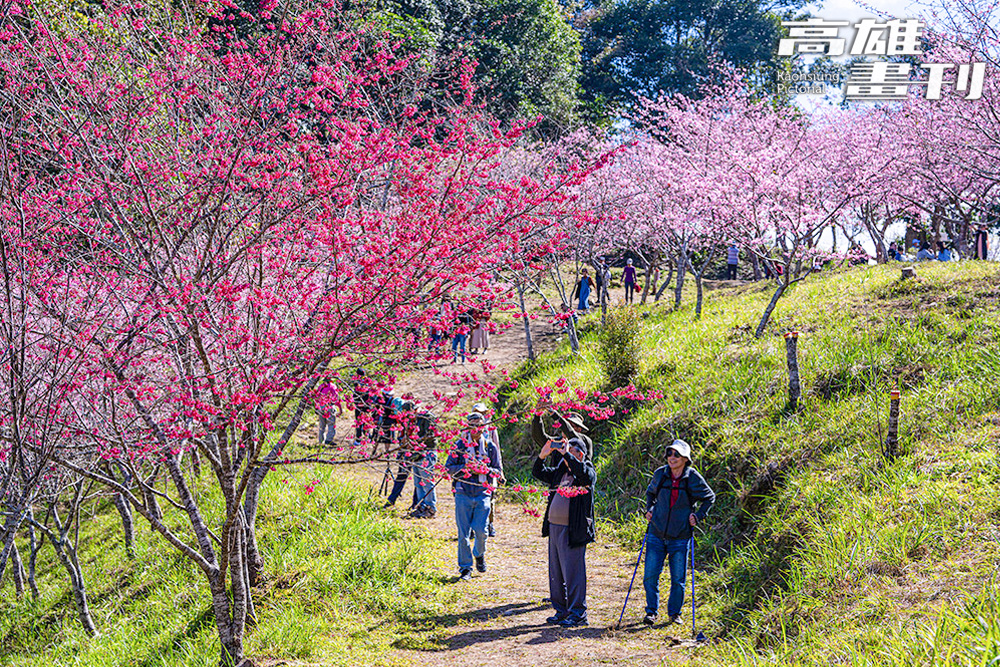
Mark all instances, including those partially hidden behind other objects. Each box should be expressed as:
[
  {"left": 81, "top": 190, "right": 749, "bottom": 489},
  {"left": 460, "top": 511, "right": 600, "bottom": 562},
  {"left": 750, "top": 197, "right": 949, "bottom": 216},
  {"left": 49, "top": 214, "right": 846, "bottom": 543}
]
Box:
[
  {"left": 351, "top": 368, "right": 374, "bottom": 444},
  {"left": 974, "top": 226, "right": 989, "bottom": 260},
  {"left": 642, "top": 439, "right": 715, "bottom": 626},
  {"left": 572, "top": 269, "right": 595, "bottom": 312},
  {"left": 468, "top": 308, "right": 491, "bottom": 355},
  {"left": 429, "top": 298, "right": 452, "bottom": 355},
  {"left": 599, "top": 261, "right": 612, "bottom": 306},
  {"left": 316, "top": 379, "right": 343, "bottom": 446},
  {"left": 411, "top": 409, "right": 438, "bottom": 518},
  {"left": 472, "top": 402, "right": 504, "bottom": 536},
  {"left": 623, "top": 259, "right": 637, "bottom": 304},
  {"left": 532, "top": 436, "right": 596, "bottom": 627},
  {"left": 726, "top": 244, "right": 739, "bottom": 280},
  {"left": 451, "top": 307, "right": 472, "bottom": 364},
  {"left": 445, "top": 412, "right": 503, "bottom": 580},
  {"left": 384, "top": 400, "right": 417, "bottom": 508}
]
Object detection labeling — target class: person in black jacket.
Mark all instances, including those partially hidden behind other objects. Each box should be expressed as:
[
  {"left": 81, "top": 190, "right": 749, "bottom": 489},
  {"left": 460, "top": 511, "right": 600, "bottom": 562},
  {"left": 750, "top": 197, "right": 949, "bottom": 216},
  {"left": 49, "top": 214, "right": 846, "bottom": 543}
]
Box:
[
  {"left": 532, "top": 436, "right": 596, "bottom": 627},
  {"left": 642, "top": 438, "right": 715, "bottom": 626},
  {"left": 531, "top": 406, "right": 593, "bottom": 459}
]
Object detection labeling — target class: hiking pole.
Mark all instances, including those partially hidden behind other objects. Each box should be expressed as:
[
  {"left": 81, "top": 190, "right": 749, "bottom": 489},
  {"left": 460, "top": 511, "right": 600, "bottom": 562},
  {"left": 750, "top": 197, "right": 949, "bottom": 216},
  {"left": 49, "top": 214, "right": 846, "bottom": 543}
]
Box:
[
  {"left": 690, "top": 535, "right": 706, "bottom": 642},
  {"left": 379, "top": 462, "right": 392, "bottom": 496},
  {"left": 616, "top": 534, "right": 646, "bottom": 629}
]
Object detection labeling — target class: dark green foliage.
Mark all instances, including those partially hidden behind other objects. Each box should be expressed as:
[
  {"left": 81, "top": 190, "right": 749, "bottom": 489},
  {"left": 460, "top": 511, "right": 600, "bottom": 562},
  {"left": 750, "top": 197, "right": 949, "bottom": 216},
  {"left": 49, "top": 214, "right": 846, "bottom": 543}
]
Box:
[
  {"left": 371, "top": 0, "right": 582, "bottom": 135},
  {"left": 472, "top": 0, "right": 582, "bottom": 134},
  {"left": 576, "top": 0, "right": 804, "bottom": 120},
  {"left": 598, "top": 306, "right": 642, "bottom": 386}
]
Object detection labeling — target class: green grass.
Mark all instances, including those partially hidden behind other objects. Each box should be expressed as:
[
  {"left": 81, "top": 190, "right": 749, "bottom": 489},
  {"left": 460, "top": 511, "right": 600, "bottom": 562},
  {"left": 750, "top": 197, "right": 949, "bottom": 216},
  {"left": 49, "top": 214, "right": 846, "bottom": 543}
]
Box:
[
  {"left": 0, "top": 465, "right": 457, "bottom": 667},
  {"left": 5, "top": 262, "right": 1000, "bottom": 666},
  {"left": 498, "top": 262, "right": 1000, "bottom": 665}
]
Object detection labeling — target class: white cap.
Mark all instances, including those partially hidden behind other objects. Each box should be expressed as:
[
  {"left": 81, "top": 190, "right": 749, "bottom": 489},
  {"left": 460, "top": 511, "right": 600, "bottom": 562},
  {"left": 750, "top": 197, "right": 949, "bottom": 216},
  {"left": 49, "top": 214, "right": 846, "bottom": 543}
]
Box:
[{"left": 667, "top": 439, "right": 691, "bottom": 460}]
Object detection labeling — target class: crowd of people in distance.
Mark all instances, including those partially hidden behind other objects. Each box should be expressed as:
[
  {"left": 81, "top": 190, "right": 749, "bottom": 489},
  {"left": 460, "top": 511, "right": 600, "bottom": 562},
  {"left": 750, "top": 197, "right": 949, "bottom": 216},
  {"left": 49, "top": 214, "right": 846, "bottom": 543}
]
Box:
[
  {"left": 427, "top": 298, "right": 492, "bottom": 364},
  {"left": 312, "top": 378, "right": 717, "bottom": 630},
  {"left": 578, "top": 228, "right": 992, "bottom": 309}
]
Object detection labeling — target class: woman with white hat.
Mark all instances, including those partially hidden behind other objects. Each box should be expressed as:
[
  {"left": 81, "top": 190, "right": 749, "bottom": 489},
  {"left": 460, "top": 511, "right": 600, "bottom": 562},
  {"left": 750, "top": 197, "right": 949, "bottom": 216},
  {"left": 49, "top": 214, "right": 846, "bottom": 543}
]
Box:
[{"left": 641, "top": 439, "right": 715, "bottom": 626}]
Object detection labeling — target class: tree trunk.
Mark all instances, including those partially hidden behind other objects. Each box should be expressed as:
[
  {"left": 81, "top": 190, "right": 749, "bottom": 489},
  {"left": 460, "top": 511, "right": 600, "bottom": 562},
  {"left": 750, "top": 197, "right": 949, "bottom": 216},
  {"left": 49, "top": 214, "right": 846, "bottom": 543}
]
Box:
[
  {"left": 210, "top": 572, "right": 245, "bottom": 667},
  {"left": 885, "top": 390, "right": 901, "bottom": 459},
  {"left": 113, "top": 493, "right": 136, "bottom": 558},
  {"left": 242, "top": 478, "right": 266, "bottom": 588},
  {"left": 755, "top": 281, "right": 787, "bottom": 338},
  {"left": 549, "top": 265, "right": 579, "bottom": 353},
  {"left": 516, "top": 279, "right": 535, "bottom": 361},
  {"left": 47, "top": 529, "right": 97, "bottom": 635},
  {"left": 785, "top": 332, "right": 801, "bottom": 411},
  {"left": 640, "top": 258, "right": 656, "bottom": 304},
  {"left": 10, "top": 539, "right": 25, "bottom": 599},
  {"left": 191, "top": 447, "right": 202, "bottom": 478},
  {"left": 0, "top": 500, "right": 28, "bottom": 584},
  {"left": 600, "top": 279, "right": 608, "bottom": 326},
  {"left": 655, "top": 262, "right": 673, "bottom": 302},
  {"left": 566, "top": 314, "right": 580, "bottom": 353},
  {"left": 27, "top": 508, "right": 40, "bottom": 599},
  {"left": 695, "top": 275, "right": 705, "bottom": 319},
  {"left": 673, "top": 252, "right": 686, "bottom": 309}
]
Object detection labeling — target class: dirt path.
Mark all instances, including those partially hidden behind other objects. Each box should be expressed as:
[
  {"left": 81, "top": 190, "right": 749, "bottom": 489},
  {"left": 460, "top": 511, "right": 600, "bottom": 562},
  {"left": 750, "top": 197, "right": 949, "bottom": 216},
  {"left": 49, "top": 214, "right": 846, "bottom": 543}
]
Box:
[{"left": 343, "top": 315, "right": 698, "bottom": 666}]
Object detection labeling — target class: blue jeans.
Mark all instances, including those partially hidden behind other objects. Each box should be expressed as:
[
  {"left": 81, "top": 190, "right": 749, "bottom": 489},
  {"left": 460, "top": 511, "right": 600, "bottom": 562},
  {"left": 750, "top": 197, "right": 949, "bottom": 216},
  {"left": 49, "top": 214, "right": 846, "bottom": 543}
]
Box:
[
  {"left": 413, "top": 453, "right": 437, "bottom": 512},
  {"left": 451, "top": 334, "right": 467, "bottom": 362},
  {"left": 454, "top": 492, "right": 490, "bottom": 570},
  {"left": 386, "top": 455, "right": 411, "bottom": 505},
  {"left": 643, "top": 534, "right": 689, "bottom": 616}
]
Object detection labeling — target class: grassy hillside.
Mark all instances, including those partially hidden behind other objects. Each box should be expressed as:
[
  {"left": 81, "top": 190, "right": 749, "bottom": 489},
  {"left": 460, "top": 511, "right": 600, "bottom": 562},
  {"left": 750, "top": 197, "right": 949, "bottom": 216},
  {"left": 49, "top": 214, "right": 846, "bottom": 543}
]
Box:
[
  {"left": 498, "top": 262, "right": 1000, "bottom": 665},
  {"left": 0, "top": 465, "right": 457, "bottom": 667}
]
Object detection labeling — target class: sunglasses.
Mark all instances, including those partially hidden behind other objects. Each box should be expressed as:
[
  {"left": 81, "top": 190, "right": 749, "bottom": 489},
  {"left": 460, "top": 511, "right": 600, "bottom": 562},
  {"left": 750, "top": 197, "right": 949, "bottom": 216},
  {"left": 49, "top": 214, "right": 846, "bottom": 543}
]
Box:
[{"left": 666, "top": 449, "right": 683, "bottom": 458}]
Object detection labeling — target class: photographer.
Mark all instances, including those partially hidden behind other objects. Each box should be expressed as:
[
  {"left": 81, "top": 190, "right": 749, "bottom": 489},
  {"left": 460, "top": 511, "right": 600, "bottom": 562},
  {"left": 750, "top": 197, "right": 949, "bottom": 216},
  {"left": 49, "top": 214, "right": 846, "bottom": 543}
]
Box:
[
  {"left": 532, "top": 436, "right": 596, "bottom": 627},
  {"left": 445, "top": 412, "right": 503, "bottom": 580},
  {"left": 642, "top": 439, "right": 715, "bottom": 626}
]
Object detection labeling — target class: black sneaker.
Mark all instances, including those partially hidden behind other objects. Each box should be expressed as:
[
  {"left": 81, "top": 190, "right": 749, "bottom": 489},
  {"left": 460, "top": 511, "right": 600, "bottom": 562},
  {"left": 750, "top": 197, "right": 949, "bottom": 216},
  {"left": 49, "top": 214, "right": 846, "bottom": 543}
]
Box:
[
  {"left": 558, "top": 616, "right": 588, "bottom": 627},
  {"left": 642, "top": 613, "right": 657, "bottom": 626},
  {"left": 667, "top": 614, "right": 681, "bottom": 625},
  {"left": 459, "top": 569, "right": 472, "bottom": 581},
  {"left": 546, "top": 614, "right": 566, "bottom": 624},
  {"left": 487, "top": 524, "right": 496, "bottom": 537},
  {"left": 475, "top": 556, "right": 486, "bottom": 573}
]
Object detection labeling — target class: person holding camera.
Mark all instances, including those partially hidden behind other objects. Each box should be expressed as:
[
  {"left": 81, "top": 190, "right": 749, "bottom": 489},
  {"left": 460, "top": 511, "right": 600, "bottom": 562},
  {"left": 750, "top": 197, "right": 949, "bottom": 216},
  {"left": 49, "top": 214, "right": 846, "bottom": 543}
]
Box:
[
  {"left": 445, "top": 412, "right": 503, "bottom": 580},
  {"left": 532, "top": 436, "right": 596, "bottom": 627},
  {"left": 642, "top": 439, "right": 715, "bottom": 626}
]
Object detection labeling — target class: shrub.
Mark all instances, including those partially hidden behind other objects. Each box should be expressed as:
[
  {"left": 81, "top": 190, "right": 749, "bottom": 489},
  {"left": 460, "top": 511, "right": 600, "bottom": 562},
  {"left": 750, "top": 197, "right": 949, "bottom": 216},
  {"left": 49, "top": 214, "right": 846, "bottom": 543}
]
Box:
[{"left": 598, "top": 307, "right": 642, "bottom": 386}]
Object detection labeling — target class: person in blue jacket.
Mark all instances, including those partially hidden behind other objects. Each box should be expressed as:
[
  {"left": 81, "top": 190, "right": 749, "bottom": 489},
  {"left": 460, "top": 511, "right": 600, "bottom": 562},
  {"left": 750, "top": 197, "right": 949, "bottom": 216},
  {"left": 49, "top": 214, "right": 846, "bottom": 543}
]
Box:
[
  {"left": 445, "top": 412, "right": 503, "bottom": 580},
  {"left": 642, "top": 439, "right": 715, "bottom": 626}
]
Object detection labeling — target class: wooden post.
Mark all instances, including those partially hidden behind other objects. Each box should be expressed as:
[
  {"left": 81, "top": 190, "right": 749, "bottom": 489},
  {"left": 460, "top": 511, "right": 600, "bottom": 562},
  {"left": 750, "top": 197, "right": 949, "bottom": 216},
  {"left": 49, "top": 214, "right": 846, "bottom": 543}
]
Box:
[
  {"left": 785, "top": 331, "right": 801, "bottom": 411},
  {"left": 885, "top": 389, "right": 901, "bottom": 459}
]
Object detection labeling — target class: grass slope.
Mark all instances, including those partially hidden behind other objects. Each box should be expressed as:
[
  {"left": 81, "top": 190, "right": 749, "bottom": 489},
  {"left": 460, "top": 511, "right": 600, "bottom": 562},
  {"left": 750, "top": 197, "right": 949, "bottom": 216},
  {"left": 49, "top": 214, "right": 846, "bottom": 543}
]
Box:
[
  {"left": 499, "top": 262, "right": 1000, "bottom": 665},
  {"left": 1, "top": 465, "right": 458, "bottom": 667}
]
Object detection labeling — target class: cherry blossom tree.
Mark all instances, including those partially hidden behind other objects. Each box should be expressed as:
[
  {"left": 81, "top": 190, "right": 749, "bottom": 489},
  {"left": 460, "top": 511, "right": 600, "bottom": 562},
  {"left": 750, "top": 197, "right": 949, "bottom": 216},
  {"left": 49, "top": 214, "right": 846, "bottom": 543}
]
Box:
[{"left": 0, "top": 0, "right": 594, "bottom": 662}]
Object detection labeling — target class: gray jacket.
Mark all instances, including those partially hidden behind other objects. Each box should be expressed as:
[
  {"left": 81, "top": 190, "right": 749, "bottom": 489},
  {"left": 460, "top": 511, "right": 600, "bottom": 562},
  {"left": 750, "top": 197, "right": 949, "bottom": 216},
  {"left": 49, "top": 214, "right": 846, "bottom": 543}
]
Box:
[{"left": 645, "top": 466, "right": 715, "bottom": 540}]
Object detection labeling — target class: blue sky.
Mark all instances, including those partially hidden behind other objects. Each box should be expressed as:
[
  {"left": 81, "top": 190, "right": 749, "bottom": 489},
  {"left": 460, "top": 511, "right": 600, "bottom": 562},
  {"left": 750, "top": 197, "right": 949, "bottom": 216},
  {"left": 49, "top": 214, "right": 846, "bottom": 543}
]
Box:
[{"left": 811, "top": 0, "right": 927, "bottom": 23}]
